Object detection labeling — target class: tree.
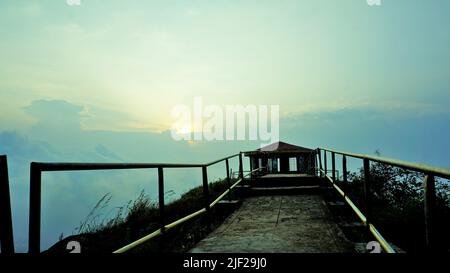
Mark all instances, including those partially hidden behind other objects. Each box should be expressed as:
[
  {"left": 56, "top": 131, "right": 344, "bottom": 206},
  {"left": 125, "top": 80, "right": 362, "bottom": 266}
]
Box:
[{"left": 344, "top": 153, "right": 450, "bottom": 252}]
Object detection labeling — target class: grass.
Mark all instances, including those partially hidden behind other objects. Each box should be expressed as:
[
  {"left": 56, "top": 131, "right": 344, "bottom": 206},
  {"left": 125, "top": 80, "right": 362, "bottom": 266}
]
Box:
[{"left": 45, "top": 177, "right": 241, "bottom": 254}]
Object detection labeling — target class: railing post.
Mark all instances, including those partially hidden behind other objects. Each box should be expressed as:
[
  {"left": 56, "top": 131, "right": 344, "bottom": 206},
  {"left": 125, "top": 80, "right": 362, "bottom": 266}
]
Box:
[
  {"left": 314, "top": 150, "right": 318, "bottom": 176},
  {"left": 238, "top": 152, "right": 244, "bottom": 179},
  {"left": 0, "top": 155, "right": 14, "bottom": 254},
  {"left": 342, "top": 155, "right": 347, "bottom": 197},
  {"left": 226, "top": 159, "right": 232, "bottom": 200},
  {"left": 29, "top": 162, "right": 42, "bottom": 254},
  {"left": 331, "top": 152, "right": 336, "bottom": 183},
  {"left": 363, "top": 158, "right": 372, "bottom": 227},
  {"left": 248, "top": 157, "right": 253, "bottom": 179},
  {"left": 423, "top": 174, "right": 436, "bottom": 252},
  {"left": 158, "top": 167, "right": 165, "bottom": 233},
  {"left": 324, "top": 150, "right": 327, "bottom": 177},
  {"left": 202, "top": 166, "right": 211, "bottom": 230},
  {"left": 318, "top": 149, "right": 322, "bottom": 176}
]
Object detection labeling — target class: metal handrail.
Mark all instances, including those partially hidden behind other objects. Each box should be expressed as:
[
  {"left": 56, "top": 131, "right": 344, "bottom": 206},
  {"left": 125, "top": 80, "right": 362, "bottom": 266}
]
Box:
[
  {"left": 205, "top": 153, "right": 240, "bottom": 167},
  {"left": 28, "top": 152, "right": 247, "bottom": 254},
  {"left": 318, "top": 147, "right": 448, "bottom": 252},
  {"left": 33, "top": 162, "right": 204, "bottom": 172},
  {"left": 0, "top": 155, "right": 14, "bottom": 254},
  {"left": 24, "top": 145, "right": 449, "bottom": 254},
  {"left": 113, "top": 168, "right": 261, "bottom": 253},
  {"left": 322, "top": 148, "right": 450, "bottom": 179},
  {"left": 321, "top": 169, "right": 395, "bottom": 253}
]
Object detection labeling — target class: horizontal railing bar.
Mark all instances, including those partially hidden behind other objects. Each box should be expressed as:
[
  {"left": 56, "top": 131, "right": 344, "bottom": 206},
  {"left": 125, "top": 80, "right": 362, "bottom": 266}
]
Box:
[
  {"left": 32, "top": 162, "right": 204, "bottom": 172},
  {"left": 164, "top": 208, "right": 207, "bottom": 230},
  {"left": 210, "top": 168, "right": 259, "bottom": 208},
  {"left": 31, "top": 153, "right": 242, "bottom": 172},
  {"left": 229, "top": 178, "right": 243, "bottom": 190},
  {"left": 210, "top": 189, "right": 230, "bottom": 208},
  {"left": 320, "top": 169, "right": 395, "bottom": 253},
  {"left": 369, "top": 223, "right": 395, "bottom": 254},
  {"left": 113, "top": 229, "right": 163, "bottom": 254},
  {"left": 322, "top": 170, "right": 367, "bottom": 223},
  {"left": 113, "top": 207, "right": 207, "bottom": 253},
  {"left": 204, "top": 154, "right": 240, "bottom": 167},
  {"left": 320, "top": 148, "right": 450, "bottom": 179}
]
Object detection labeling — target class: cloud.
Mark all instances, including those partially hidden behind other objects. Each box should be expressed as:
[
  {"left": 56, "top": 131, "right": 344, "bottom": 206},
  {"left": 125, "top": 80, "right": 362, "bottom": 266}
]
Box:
[
  {"left": 280, "top": 107, "right": 450, "bottom": 169},
  {"left": 282, "top": 99, "right": 450, "bottom": 119},
  {"left": 21, "top": 99, "right": 154, "bottom": 135},
  {"left": 23, "top": 99, "right": 84, "bottom": 128},
  {"left": 95, "top": 144, "right": 123, "bottom": 162},
  {"left": 4, "top": 98, "right": 450, "bottom": 252},
  {"left": 80, "top": 105, "right": 160, "bottom": 132},
  {"left": 3, "top": 99, "right": 258, "bottom": 252}
]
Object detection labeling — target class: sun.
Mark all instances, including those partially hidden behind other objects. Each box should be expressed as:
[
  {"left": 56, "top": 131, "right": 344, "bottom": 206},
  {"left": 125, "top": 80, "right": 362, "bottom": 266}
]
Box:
[{"left": 173, "top": 123, "right": 192, "bottom": 135}]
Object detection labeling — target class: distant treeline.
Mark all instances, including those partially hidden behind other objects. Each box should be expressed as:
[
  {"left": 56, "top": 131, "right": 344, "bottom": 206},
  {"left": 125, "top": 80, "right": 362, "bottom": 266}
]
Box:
[{"left": 340, "top": 161, "right": 450, "bottom": 252}]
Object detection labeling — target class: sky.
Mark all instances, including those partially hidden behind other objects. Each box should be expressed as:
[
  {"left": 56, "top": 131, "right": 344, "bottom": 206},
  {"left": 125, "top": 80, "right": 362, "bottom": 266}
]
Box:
[{"left": 0, "top": 0, "right": 450, "bottom": 252}]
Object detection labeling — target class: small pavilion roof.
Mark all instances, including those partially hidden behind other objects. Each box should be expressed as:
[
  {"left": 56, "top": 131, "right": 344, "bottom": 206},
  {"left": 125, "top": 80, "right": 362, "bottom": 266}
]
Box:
[{"left": 244, "top": 141, "right": 314, "bottom": 156}]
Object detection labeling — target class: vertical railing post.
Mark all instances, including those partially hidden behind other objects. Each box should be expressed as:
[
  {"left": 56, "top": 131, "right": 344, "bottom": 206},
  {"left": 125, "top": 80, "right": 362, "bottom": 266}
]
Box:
[
  {"left": 202, "top": 166, "right": 211, "bottom": 230},
  {"left": 342, "top": 155, "right": 347, "bottom": 198},
  {"left": 226, "top": 159, "right": 232, "bottom": 200},
  {"left": 158, "top": 167, "right": 165, "bottom": 233},
  {"left": 331, "top": 152, "right": 336, "bottom": 183},
  {"left": 363, "top": 158, "right": 372, "bottom": 227},
  {"left": 324, "top": 150, "right": 327, "bottom": 177},
  {"left": 318, "top": 149, "right": 322, "bottom": 176},
  {"left": 0, "top": 155, "right": 14, "bottom": 254},
  {"left": 249, "top": 157, "right": 253, "bottom": 179},
  {"left": 423, "top": 174, "right": 436, "bottom": 252},
  {"left": 238, "top": 153, "right": 244, "bottom": 179},
  {"left": 29, "top": 162, "right": 42, "bottom": 254},
  {"left": 315, "top": 150, "right": 319, "bottom": 176}
]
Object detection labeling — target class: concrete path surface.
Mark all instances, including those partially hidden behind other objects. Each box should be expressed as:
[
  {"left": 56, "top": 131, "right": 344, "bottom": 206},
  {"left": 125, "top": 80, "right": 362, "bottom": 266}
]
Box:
[{"left": 190, "top": 195, "right": 353, "bottom": 253}]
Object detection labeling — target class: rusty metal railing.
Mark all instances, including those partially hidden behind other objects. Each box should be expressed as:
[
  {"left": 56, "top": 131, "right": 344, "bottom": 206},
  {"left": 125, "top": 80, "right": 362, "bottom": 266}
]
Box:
[
  {"left": 318, "top": 148, "right": 450, "bottom": 253},
  {"left": 28, "top": 152, "right": 254, "bottom": 254}
]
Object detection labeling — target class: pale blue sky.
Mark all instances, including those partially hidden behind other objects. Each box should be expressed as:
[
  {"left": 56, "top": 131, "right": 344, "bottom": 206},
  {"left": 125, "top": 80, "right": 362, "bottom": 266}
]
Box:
[
  {"left": 1, "top": 0, "right": 450, "bottom": 131},
  {"left": 1, "top": 0, "right": 450, "bottom": 252}
]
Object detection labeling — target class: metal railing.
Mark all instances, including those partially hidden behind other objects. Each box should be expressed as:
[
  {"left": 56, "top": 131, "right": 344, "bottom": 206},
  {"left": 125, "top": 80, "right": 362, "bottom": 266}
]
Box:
[
  {"left": 21, "top": 146, "right": 450, "bottom": 253},
  {"left": 317, "top": 148, "right": 450, "bottom": 253},
  {"left": 28, "top": 152, "right": 254, "bottom": 254},
  {"left": 0, "top": 155, "right": 14, "bottom": 254}
]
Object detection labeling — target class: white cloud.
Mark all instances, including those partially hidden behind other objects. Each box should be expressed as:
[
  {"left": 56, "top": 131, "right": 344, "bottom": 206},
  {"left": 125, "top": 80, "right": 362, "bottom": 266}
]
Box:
[{"left": 282, "top": 99, "right": 450, "bottom": 119}]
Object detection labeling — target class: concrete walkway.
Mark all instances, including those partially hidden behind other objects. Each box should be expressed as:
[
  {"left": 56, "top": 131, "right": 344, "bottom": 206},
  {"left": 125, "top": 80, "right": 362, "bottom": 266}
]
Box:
[{"left": 190, "top": 195, "right": 353, "bottom": 253}]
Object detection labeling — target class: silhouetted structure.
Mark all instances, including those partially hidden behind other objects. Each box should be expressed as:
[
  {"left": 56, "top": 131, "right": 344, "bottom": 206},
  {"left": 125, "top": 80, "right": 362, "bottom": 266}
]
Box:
[{"left": 244, "top": 141, "right": 317, "bottom": 174}]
